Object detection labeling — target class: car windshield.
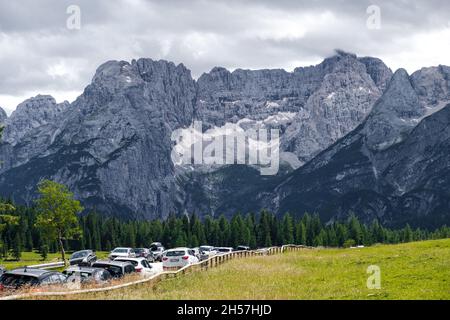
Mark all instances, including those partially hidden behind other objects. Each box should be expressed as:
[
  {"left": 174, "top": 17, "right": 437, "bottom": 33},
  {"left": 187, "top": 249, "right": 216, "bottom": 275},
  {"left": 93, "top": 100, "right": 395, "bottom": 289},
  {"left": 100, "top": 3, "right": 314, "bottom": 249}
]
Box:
[
  {"left": 166, "top": 250, "right": 186, "bottom": 257},
  {"left": 71, "top": 251, "right": 89, "bottom": 259},
  {"left": 150, "top": 246, "right": 160, "bottom": 251},
  {"left": 134, "top": 249, "right": 144, "bottom": 253},
  {"left": 218, "top": 248, "right": 231, "bottom": 252},
  {"left": 0, "top": 274, "right": 38, "bottom": 287},
  {"left": 112, "top": 248, "right": 128, "bottom": 253}
]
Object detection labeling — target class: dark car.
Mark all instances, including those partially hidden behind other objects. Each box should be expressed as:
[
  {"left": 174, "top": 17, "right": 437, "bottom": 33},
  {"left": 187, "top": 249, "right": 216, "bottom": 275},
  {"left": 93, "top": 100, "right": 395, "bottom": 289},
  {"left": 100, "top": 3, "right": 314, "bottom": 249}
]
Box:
[
  {"left": 0, "top": 268, "right": 67, "bottom": 290},
  {"left": 150, "top": 242, "right": 165, "bottom": 262},
  {"left": 236, "top": 246, "right": 250, "bottom": 251},
  {"left": 69, "top": 250, "right": 97, "bottom": 266},
  {"left": 63, "top": 266, "right": 112, "bottom": 284},
  {"left": 91, "top": 260, "right": 135, "bottom": 278},
  {"left": 133, "top": 248, "right": 154, "bottom": 261}
]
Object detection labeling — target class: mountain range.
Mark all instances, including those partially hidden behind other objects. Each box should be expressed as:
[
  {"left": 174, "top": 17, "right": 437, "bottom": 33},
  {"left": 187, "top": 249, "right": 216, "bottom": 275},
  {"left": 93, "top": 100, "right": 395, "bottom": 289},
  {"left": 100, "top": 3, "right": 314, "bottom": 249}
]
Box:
[{"left": 1, "top": 50, "right": 449, "bottom": 228}]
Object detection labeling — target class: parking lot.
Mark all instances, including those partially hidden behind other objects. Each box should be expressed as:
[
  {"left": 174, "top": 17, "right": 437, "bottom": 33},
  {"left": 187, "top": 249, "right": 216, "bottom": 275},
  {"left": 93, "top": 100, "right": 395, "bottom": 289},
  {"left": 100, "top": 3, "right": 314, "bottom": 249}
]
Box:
[{"left": 0, "top": 243, "right": 283, "bottom": 299}]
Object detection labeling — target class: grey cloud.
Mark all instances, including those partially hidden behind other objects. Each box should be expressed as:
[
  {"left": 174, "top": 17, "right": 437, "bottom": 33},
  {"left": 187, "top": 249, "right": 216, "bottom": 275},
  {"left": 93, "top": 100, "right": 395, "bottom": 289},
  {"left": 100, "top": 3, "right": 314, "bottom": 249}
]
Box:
[{"left": 0, "top": 0, "right": 450, "bottom": 111}]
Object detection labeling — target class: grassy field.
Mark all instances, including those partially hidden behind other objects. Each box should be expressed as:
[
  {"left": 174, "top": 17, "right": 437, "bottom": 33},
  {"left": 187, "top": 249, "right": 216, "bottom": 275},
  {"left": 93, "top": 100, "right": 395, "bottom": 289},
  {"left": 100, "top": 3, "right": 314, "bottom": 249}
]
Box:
[
  {"left": 0, "top": 251, "right": 110, "bottom": 270},
  {"left": 39, "top": 239, "right": 449, "bottom": 300}
]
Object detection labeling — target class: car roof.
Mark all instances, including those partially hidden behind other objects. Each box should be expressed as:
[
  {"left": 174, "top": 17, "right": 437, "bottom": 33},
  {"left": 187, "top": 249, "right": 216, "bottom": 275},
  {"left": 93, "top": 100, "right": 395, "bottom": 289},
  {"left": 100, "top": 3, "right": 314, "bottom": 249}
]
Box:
[
  {"left": 114, "top": 257, "right": 145, "bottom": 262},
  {"left": 167, "top": 247, "right": 189, "bottom": 251},
  {"left": 64, "top": 266, "right": 103, "bottom": 273},
  {"left": 93, "top": 260, "right": 132, "bottom": 267},
  {"left": 73, "top": 249, "right": 93, "bottom": 253},
  {"left": 6, "top": 268, "right": 53, "bottom": 277}
]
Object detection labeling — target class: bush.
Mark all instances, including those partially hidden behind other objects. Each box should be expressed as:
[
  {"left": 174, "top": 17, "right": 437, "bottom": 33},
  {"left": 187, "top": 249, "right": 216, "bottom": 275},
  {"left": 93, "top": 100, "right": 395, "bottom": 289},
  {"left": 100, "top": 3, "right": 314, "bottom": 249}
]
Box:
[
  {"left": 40, "top": 244, "right": 49, "bottom": 261},
  {"left": 343, "top": 239, "right": 356, "bottom": 248}
]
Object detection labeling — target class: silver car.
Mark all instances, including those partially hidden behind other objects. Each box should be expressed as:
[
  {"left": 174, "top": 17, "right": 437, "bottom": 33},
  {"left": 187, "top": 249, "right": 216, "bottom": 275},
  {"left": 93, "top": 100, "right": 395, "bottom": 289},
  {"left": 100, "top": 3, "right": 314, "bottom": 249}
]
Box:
[
  {"left": 108, "top": 247, "right": 135, "bottom": 260},
  {"left": 199, "top": 245, "right": 217, "bottom": 261},
  {"left": 63, "top": 266, "right": 112, "bottom": 284},
  {"left": 150, "top": 242, "right": 165, "bottom": 262}
]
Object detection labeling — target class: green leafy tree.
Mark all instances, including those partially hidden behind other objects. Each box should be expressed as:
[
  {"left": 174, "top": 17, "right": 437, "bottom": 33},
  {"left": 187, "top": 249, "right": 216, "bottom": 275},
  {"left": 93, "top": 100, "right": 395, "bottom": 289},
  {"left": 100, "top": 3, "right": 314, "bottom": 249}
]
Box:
[
  {"left": 295, "top": 221, "right": 306, "bottom": 245},
  {"left": 348, "top": 214, "right": 363, "bottom": 245},
  {"left": 257, "top": 210, "right": 272, "bottom": 247},
  {"left": 0, "top": 203, "right": 18, "bottom": 231},
  {"left": 403, "top": 224, "right": 413, "bottom": 243},
  {"left": 40, "top": 243, "right": 49, "bottom": 261},
  {"left": 327, "top": 226, "right": 338, "bottom": 247},
  {"left": 0, "top": 202, "right": 18, "bottom": 259},
  {"left": 282, "top": 213, "right": 295, "bottom": 244},
  {"left": 34, "top": 180, "right": 83, "bottom": 265},
  {"left": 12, "top": 232, "right": 22, "bottom": 261},
  {"left": 343, "top": 239, "right": 356, "bottom": 248}
]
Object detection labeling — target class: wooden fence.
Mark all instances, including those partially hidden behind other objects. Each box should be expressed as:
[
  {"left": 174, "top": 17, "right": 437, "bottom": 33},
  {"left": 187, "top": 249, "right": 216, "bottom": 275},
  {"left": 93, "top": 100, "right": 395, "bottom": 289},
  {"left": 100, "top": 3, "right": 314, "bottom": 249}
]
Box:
[{"left": 0, "top": 244, "right": 310, "bottom": 300}]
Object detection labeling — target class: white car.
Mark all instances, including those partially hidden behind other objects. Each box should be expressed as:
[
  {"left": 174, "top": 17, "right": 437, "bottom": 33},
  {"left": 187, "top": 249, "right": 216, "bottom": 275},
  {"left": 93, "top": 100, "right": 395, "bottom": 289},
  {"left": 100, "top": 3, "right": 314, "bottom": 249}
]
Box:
[
  {"left": 215, "top": 247, "right": 234, "bottom": 255},
  {"left": 109, "top": 247, "right": 135, "bottom": 260},
  {"left": 114, "top": 257, "right": 156, "bottom": 276},
  {"left": 191, "top": 247, "right": 201, "bottom": 259},
  {"left": 162, "top": 248, "right": 199, "bottom": 268},
  {"left": 199, "top": 245, "right": 217, "bottom": 261}
]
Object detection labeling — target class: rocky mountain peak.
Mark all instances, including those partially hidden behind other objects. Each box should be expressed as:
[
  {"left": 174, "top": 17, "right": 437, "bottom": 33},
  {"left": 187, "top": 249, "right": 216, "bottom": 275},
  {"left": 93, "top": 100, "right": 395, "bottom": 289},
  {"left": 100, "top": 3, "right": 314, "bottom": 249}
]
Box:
[
  {"left": 2, "top": 95, "right": 69, "bottom": 145},
  {"left": 375, "top": 68, "right": 420, "bottom": 115},
  {"left": 363, "top": 68, "right": 424, "bottom": 150},
  {"left": 133, "top": 58, "right": 194, "bottom": 94},
  {"left": 411, "top": 65, "right": 450, "bottom": 107},
  {"left": 358, "top": 56, "right": 393, "bottom": 91},
  {"left": 283, "top": 52, "right": 387, "bottom": 163},
  {"left": 197, "top": 67, "right": 233, "bottom": 93},
  {"left": 91, "top": 59, "right": 193, "bottom": 91},
  {"left": 92, "top": 60, "right": 135, "bottom": 84}
]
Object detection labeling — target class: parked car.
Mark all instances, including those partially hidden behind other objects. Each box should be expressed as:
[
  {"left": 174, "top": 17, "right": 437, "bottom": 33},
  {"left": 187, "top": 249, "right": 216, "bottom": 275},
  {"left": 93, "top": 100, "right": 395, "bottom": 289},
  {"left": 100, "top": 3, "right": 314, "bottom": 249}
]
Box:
[
  {"left": 150, "top": 242, "right": 165, "bottom": 262},
  {"left": 199, "top": 245, "right": 217, "bottom": 261},
  {"left": 92, "top": 260, "right": 135, "bottom": 278},
  {"left": 0, "top": 266, "right": 5, "bottom": 277},
  {"left": 63, "top": 266, "right": 112, "bottom": 284},
  {"left": 114, "top": 257, "right": 156, "bottom": 276},
  {"left": 69, "top": 250, "right": 97, "bottom": 266},
  {"left": 162, "top": 248, "right": 199, "bottom": 268},
  {"left": 191, "top": 247, "right": 201, "bottom": 259},
  {"left": 133, "top": 248, "right": 154, "bottom": 261},
  {"left": 236, "top": 245, "right": 250, "bottom": 251},
  {"left": 215, "top": 247, "right": 234, "bottom": 254},
  {"left": 108, "top": 247, "right": 135, "bottom": 260},
  {"left": 0, "top": 268, "right": 66, "bottom": 290}
]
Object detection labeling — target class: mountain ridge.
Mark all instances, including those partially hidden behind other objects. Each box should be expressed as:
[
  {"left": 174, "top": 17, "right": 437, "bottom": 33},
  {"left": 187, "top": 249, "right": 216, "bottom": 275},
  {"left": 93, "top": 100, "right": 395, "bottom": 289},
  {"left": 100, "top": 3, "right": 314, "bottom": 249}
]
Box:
[{"left": 1, "top": 52, "right": 449, "bottom": 228}]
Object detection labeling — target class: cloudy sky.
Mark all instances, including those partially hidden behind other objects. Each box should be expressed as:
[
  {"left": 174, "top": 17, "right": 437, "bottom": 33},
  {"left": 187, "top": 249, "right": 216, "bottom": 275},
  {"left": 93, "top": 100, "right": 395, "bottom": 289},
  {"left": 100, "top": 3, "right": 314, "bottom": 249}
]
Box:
[{"left": 1, "top": 0, "right": 450, "bottom": 114}]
